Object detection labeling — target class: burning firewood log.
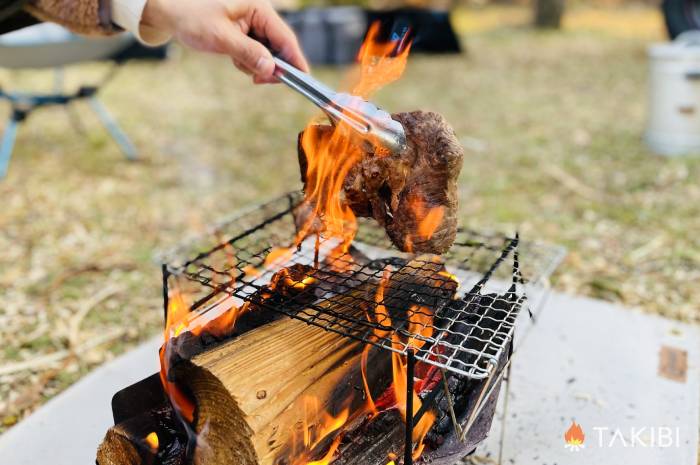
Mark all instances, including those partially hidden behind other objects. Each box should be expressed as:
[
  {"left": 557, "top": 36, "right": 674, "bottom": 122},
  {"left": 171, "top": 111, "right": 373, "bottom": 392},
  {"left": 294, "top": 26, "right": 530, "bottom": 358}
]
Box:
[
  {"left": 296, "top": 111, "right": 464, "bottom": 255},
  {"left": 170, "top": 284, "right": 391, "bottom": 465},
  {"left": 97, "top": 258, "right": 458, "bottom": 465}
]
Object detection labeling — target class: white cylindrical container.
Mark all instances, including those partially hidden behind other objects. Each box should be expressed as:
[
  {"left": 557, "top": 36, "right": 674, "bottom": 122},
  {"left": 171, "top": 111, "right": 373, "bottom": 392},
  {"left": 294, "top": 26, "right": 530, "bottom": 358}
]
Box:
[{"left": 646, "top": 32, "right": 700, "bottom": 156}]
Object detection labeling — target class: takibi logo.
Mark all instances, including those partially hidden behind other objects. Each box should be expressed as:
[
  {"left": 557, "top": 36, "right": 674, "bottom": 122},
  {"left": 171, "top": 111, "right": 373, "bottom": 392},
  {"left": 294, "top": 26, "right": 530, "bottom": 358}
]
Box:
[{"left": 564, "top": 421, "right": 585, "bottom": 451}]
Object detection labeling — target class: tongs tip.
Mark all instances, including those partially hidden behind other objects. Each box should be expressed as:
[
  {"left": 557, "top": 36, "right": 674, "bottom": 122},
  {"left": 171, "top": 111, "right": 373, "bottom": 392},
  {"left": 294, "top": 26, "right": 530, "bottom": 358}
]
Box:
[{"left": 273, "top": 57, "right": 407, "bottom": 155}]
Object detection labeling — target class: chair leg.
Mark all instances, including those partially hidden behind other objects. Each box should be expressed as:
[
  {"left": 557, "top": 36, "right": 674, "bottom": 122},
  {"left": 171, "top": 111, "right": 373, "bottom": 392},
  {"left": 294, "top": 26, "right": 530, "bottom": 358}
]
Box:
[
  {"left": 88, "top": 96, "right": 138, "bottom": 161},
  {"left": 0, "top": 116, "right": 19, "bottom": 179}
]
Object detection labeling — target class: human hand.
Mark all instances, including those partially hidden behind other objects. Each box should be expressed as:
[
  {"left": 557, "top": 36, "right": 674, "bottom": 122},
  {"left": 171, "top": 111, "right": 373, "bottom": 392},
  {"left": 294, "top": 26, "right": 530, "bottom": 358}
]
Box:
[{"left": 141, "top": 0, "right": 308, "bottom": 83}]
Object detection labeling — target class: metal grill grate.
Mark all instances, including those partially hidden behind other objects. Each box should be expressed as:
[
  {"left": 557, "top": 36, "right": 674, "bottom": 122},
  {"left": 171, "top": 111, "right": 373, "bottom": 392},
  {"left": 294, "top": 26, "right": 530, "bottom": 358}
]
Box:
[{"left": 161, "top": 192, "right": 563, "bottom": 380}]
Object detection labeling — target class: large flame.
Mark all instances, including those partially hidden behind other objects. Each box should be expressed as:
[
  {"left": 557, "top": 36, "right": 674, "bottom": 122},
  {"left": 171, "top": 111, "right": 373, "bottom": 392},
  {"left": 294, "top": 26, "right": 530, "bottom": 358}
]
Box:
[
  {"left": 361, "top": 269, "right": 437, "bottom": 460},
  {"left": 390, "top": 348, "right": 437, "bottom": 460},
  {"left": 159, "top": 291, "right": 196, "bottom": 423},
  {"left": 297, "top": 22, "right": 412, "bottom": 254}
]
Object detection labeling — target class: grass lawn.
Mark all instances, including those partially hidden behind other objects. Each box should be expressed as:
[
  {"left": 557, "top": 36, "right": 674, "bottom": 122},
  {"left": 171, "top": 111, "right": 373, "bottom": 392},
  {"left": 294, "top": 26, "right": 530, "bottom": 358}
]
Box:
[{"left": 1, "top": 5, "right": 698, "bottom": 431}]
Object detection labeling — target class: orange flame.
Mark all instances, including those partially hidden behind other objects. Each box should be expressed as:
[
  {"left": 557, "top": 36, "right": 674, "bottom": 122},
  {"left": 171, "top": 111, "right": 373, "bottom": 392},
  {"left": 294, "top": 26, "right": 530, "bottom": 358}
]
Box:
[
  {"left": 159, "top": 291, "right": 196, "bottom": 423},
  {"left": 292, "top": 397, "right": 350, "bottom": 465},
  {"left": 564, "top": 421, "right": 585, "bottom": 445},
  {"left": 297, "top": 21, "right": 412, "bottom": 253},
  {"left": 361, "top": 267, "right": 393, "bottom": 417},
  {"left": 145, "top": 431, "right": 159, "bottom": 451},
  {"left": 406, "top": 305, "right": 434, "bottom": 350},
  {"left": 391, "top": 347, "right": 436, "bottom": 460},
  {"left": 404, "top": 194, "right": 445, "bottom": 252},
  {"left": 354, "top": 22, "right": 412, "bottom": 99},
  {"left": 159, "top": 289, "right": 250, "bottom": 424},
  {"left": 264, "top": 246, "right": 296, "bottom": 269},
  {"left": 363, "top": 269, "right": 437, "bottom": 460},
  {"left": 325, "top": 244, "right": 357, "bottom": 273},
  {"left": 242, "top": 264, "right": 262, "bottom": 279}
]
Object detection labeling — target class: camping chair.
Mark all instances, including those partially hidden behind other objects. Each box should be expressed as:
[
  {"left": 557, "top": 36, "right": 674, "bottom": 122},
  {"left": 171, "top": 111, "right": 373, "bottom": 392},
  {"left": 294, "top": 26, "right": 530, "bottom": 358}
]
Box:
[{"left": 0, "top": 23, "right": 138, "bottom": 178}]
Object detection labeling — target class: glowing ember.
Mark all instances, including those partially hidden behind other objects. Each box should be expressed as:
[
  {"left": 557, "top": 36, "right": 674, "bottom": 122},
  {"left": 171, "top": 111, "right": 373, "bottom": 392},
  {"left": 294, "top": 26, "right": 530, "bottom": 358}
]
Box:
[{"left": 145, "top": 431, "right": 159, "bottom": 451}]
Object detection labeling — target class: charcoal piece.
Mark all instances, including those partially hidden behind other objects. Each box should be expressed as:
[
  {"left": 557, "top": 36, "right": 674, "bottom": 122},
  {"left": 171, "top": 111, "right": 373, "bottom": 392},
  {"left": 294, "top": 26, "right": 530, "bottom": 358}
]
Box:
[
  {"left": 297, "top": 110, "right": 464, "bottom": 254},
  {"left": 96, "top": 405, "right": 188, "bottom": 465}
]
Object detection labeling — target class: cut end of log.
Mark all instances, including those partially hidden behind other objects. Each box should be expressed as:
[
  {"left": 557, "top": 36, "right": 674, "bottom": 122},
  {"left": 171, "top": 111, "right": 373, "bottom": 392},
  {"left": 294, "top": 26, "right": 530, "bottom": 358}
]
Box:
[
  {"left": 96, "top": 427, "right": 152, "bottom": 465},
  {"left": 173, "top": 360, "right": 258, "bottom": 465}
]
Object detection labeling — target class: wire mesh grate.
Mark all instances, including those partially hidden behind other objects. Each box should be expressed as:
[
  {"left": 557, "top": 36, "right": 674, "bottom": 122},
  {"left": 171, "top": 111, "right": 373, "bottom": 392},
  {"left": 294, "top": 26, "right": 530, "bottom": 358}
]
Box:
[{"left": 161, "top": 192, "right": 562, "bottom": 380}]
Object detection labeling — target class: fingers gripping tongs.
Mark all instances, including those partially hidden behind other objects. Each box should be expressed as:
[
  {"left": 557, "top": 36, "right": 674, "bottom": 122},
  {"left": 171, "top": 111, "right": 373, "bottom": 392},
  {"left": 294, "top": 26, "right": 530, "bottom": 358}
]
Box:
[{"left": 273, "top": 57, "right": 407, "bottom": 155}]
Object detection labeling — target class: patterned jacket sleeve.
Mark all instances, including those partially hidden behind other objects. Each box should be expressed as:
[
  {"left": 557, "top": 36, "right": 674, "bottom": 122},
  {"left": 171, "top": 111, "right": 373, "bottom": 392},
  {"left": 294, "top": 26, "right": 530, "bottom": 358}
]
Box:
[{"left": 24, "top": 0, "right": 120, "bottom": 35}]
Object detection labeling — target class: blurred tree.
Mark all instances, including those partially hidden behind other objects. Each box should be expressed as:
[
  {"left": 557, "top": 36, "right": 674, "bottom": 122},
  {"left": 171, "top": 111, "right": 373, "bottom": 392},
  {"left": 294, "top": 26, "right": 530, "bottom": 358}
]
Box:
[{"left": 533, "top": 0, "right": 564, "bottom": 28}]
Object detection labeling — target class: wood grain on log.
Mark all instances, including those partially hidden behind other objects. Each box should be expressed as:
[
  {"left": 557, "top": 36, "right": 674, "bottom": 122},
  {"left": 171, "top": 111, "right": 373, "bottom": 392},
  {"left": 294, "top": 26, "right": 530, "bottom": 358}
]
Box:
[
  {"left": 98, "top": 258, "right": 458, "bottom": 465},
  {"left": 171, "top": 283, "right": 393, "bottom": 465}
]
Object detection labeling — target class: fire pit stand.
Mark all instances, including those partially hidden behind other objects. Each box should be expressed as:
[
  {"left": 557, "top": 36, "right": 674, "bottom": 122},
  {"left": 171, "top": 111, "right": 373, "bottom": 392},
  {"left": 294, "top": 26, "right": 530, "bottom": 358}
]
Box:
[{"left": 151, "top": 192, "right": 565, "bottom": 465}]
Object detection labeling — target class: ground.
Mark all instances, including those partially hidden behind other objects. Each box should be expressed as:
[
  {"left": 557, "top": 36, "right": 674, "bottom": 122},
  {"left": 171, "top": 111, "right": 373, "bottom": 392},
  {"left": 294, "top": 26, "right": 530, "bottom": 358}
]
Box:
[{"left": 1, "top": 5, "right": 698, "bottom": 432}]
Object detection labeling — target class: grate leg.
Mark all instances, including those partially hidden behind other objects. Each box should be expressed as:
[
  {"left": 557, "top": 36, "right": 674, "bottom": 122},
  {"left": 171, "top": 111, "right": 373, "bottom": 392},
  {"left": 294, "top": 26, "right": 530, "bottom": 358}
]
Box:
[
  {"left": 88, "top": 96, "right": 138, "bottom": 161},
  {"left": 497, "top": 363, "right": 512, "bottom": 465},
  {"left": 0, "top": 115, "right": 19, "bottom": 179},
  {"left": 404, "top": 349, "right": 415, "bottom": 465}
]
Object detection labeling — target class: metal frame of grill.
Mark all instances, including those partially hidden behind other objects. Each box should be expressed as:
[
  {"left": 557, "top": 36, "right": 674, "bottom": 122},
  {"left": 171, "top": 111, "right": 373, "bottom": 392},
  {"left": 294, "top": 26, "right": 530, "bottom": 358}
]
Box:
[{"left": 159, "top": 192, "right": 565, "bottom": 465}]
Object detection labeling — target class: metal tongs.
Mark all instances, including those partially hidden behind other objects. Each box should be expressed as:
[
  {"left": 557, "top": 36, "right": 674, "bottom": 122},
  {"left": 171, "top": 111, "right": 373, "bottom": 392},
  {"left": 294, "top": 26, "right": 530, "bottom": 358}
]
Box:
[{"left": 273, "top": 57, "right": 407, "bottom": 155}]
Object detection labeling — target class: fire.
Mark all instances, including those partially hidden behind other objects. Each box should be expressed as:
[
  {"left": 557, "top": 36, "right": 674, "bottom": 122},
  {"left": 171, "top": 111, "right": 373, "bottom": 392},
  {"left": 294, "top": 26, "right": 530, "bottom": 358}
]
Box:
[
  {"left": 297, "top": 21, "right": 412, "bottom": 254},
  {"left": 291, "top": 397, "right": 350, "bottom": 465},
  {"left": 438, "top": 270, "right": 459, "bottom": 285},
  {"left": 159, "top": 289, "right": 250, "bottom": 424},
  {"left": 404, "top": 194, "right": 445, "bottom": 252},
  {"left": 242, "top": 264, "right": 261, "bottom": 278},
  {"left": 325, "top": 244, "right": 357, "bottom": 273},
  {"left": 390, "top": 348, "right": 436, "bottom": 460},
  {"left": 406, "top": 305, "right": 434, "bottom": 350},
  {"left": 159, "top": 291, "right": 196, "bottom": 423},
  {"left": 362, "top": 269, "right": 437, "bottom": 459},
  {"left": 264, "top": 246, "right": 296, "bottom": 269},
  {"left": 145, "top": 431, "right": 159, "bottom": 451},
  {"left": 354, "top": 22, "right": 412, "bottom": 100},
  {"left": 361, "top": 267, "right": 393, "bottom": 417},
  {"left": 564, "top": 421, "right": 585, "bottom": 446}
]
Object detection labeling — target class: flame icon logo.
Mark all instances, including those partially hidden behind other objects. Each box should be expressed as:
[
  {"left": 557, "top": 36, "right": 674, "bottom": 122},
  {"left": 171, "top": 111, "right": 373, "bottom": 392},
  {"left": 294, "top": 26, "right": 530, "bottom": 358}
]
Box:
[{"left": 564, "top": 421, "right": 585, "bottom": 451}]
